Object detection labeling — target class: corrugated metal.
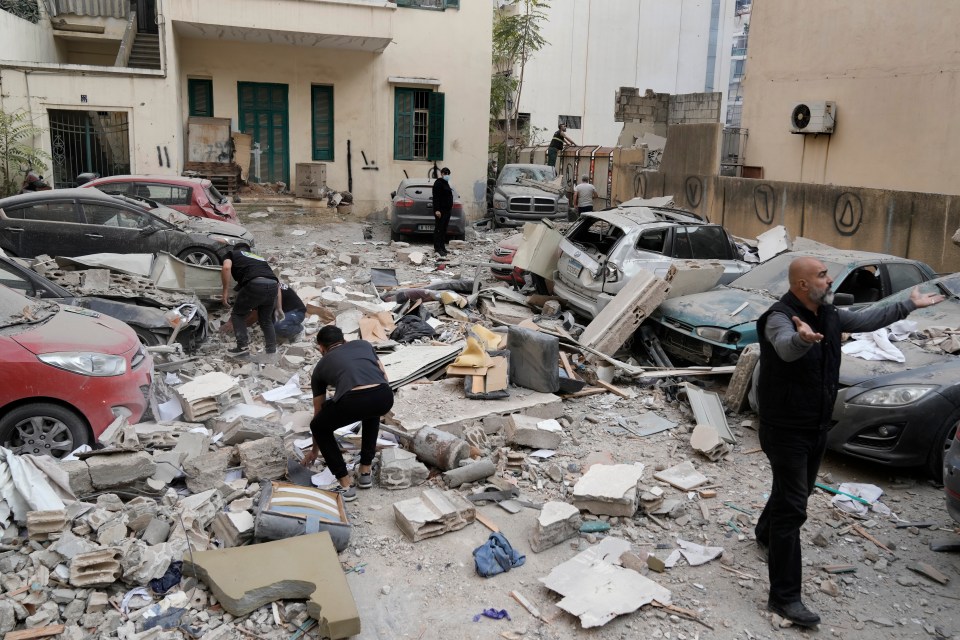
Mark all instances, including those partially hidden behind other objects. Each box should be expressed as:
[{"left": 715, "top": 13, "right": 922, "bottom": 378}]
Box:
[{"left": 43, "top": 0, "right": 128, "bottom": 18}]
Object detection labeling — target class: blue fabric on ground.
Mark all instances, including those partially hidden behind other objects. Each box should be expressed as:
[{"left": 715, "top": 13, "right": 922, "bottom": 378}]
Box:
[{"left": 473, "top": 532, "right": 526, "bottom": 577}]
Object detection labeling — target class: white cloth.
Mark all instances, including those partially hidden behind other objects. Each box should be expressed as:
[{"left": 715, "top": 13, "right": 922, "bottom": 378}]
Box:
[{"left": 842, "top": 320, "right": 917, "bottom": 362}]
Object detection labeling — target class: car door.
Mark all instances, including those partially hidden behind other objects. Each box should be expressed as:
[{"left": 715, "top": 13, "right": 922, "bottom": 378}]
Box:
[
  {"left": 672, "top": 225, "right": 751, "bottom": 284},
  {"left": 0, "top": 199, "right": 82, "bottom": 258},
  {"left": 880, "top": 261, "right": 932, "bottom": 297},
  {"left": 79, "top": 200, "right": 161, "bottom": 255}
]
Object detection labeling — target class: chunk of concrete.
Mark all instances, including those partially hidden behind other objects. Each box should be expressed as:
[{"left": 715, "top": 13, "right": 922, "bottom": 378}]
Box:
[
  {"left": 141, "top": 518, "right": 171, "bottom": 546},
  {"left": 171, "top": 431, "right": 211, "bottom": 463},
  {"left": 505, "top": 414, "right": 563, "bottom": 449},
  {"left": 724, "top": 343, "right": 759, "bottom": 413},
  {"left": 120, "top": 539, "right": 175, "bottom": 584},
  {"left": 211, "top": 511, "right": 255, "bottom": 548},
  {"left": 236, "top": 436, "right": 286, "bottom": 482},
  {"left": 86, "top": 451, "right": 156, "bottom": 489},
  {"left": 27, "top": 510, "right": 68, "bottom": 541},
  {"left": 150, "top": 451, "right": 187, "bottom": 486},
  {"left": 213, "top": 416, "right": 277, "bottom": 446},
  {"left": 664, "top": 260, "right": 724, "bottom": 299},
  {"left": 579, "top": 271, "right": 670, "bottom": 357},
  {"left": 393, "top": 489, "right": 476, "bottom": 542},
  {"left": 653, "top": 460, "right": 708, "bottom": 491},
  {"left": 174, "top": 372, "right": 243, "bottom": 421},
  {"left": 540, "top": 536, "right": 671, "bottom": 628},
  {"left": 70, "top": 548, "right": 123, "bottom": 587},
  {"left": 178, "top": 489, "right": 225, "bottom": 528},
  {"left": 757, "top": 225, "right": 792, "bottom": 262},
  {"left": 182, "top": 532, "right": 359, "bottom": 639},
  {"left": 530, "top": 502, "right": 582, "bottom": 553},
  {"left": 79, "top": 269, "right": 111, "bottom": 292},
  {"left": 572, "top": 464, "right": 645, "bottom": 517},
  {"left": 50, "top": 531, "right": 100, "bottom": 560},
  {"left": 183, "top": 447, "right": 237, "bottom": 493},
  {"left": 58, "top": 460, "right": 93, "bottom": 496},
  {"left": 690, "top": 424, "right": 731, "bottom": 462},
  {"left": 379, "top": 448, "right": 429, "bottom": 490}
]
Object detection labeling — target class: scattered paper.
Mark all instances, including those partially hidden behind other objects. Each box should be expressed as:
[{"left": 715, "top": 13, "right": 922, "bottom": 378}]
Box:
[
  {"left": 530, "top": 450, "right": 556, "bottom": 458},
  {"left": 158, "top": 397, "right": 184, "bottom": 422},
  {"left": 262, "top": 375, "right": 301, "bottom": 402},
  {"left": 676, "top": 539, "right": 724, "bottom": 566}
]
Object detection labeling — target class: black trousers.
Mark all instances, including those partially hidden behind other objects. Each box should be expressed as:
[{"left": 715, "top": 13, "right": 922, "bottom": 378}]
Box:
[
  {"left": 755, "top": 424, "right": 828, "bottom": 605},
  {"left": 232, "top": 278, "right": 278, "bottom": 352},
  {"left": 433, "top": 210, "right": 452, "bottom": 254},
  {"left": 310, "top": 384, "right": 394, "bottom": 480}
]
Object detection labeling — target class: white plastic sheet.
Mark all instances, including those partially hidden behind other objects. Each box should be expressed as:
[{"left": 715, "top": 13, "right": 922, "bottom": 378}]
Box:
[{"left": 0, "top": 447, "right": 75, "bottom": 527}]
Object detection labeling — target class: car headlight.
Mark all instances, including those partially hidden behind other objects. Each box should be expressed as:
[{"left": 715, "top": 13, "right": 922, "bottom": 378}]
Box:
[
  {"left": 209, "top": 235, "right": 242, "bottom": 245},
  {"left": 493, "top": 247, "right": 515, "bottom": 257},
  {"left": 848, "top": 385, "right": 937, "bottom": 406},
  {"left": 493, "top": 197, "right": 507, "bottom": 211},
  {"left": 694, "top": 327, "right": 740, "bottom": 344},
  {"left": 558, "top": 199, "right": 569, "bottom": 212},
  {"left": 604, "top": 264, "right": 620, "bottom": 282},
  {"left": 38, "top": 352, "right": 127, "bottom": 377}
]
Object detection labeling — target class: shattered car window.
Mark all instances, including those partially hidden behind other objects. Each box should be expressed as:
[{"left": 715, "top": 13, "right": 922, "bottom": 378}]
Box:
[
  {"left": 206, "top": 185, "right": 227, "bottom": 205},
  {"left": 0, "top": 285, "right": 56, "bottom": 329},
  {"left": 500, "top": 166, "right": 556, "bottom": 184},
  {"left": 728, "top": 253, "right": 843, "bottom": 296},
  {"left": 568, "top": 219, "right": 625, "bottom": 255}
]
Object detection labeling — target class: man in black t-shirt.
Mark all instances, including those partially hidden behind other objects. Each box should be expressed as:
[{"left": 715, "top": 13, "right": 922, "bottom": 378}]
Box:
[
  {"left": 547, "top": 123, "right": 575, "bottom": 169},
  {"left": 220, "top": 244, "right": 279, "bottom": 356},
  {"left": 274, "top": 282, "right": 306, "bottom": 342}
]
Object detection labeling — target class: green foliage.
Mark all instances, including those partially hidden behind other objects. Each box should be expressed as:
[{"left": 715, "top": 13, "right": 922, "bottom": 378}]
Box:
[{"left": 0, "top": 108, "right": 50, "bottom": 198}]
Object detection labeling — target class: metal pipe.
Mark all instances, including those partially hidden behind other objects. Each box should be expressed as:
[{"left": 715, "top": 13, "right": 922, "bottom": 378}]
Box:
[{"left": 347, "top": 139, "right": 353, "bottom": 193}]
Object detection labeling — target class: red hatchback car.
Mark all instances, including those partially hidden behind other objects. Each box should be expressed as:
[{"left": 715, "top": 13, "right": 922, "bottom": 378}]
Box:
[
  {"left": 0, "top": 285, "right": 153, "bottom": 458},
  {"left": 83, "top": 175, "right": 239, "bottom": 224}
]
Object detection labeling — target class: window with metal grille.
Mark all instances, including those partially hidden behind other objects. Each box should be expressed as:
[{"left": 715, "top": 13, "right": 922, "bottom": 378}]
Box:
[
  {"left": 558, "top": 115, "right": 581, "bottom": 129},
  {"left": 394, "top": 88, "right": 444, "bottom": 161},
  {"left": 188, "top": 79, "right": 214, "bottom": 117},
  {"left": 311, "top": 85, "right": 334, "bottom": 161}
]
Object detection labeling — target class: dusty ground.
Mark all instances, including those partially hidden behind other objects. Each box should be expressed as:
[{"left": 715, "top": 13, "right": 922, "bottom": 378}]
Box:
[{"left": 231, "top": 204, "right": 960, "bottom": 640}]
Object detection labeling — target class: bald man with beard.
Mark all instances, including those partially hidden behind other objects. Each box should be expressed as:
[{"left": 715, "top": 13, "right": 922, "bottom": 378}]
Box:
[{"left": 754, "top": 256, "right": 942, "bottom": 627}]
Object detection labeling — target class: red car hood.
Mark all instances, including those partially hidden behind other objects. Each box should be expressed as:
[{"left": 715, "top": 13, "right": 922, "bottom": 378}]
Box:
[{"left": 12, "top": 305, "right": 137, "bottom": 356}]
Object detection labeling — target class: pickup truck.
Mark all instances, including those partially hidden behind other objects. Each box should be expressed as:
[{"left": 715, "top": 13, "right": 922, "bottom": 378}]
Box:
[{"left": 488, "top": 164, "right": 569, "bottom": 228}]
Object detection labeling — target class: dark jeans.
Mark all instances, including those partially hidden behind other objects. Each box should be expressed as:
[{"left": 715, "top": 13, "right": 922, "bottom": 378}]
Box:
[
  {"left": 274, "top": 309, "right": 305, "bottom": 340},
  {"left": 547, "top": 147, "right": 559, "bottom": 169},
  {"left": 310, "top": 384, "right": 394, "bottom": 480},
  {"left": 232, "top": 278, "right": 278, "bottom": 352},
  {"left": 571, "top": 205, "right": 593, "bottom": 221},
  {"left": 755, "top": 424, "right": 828, "bottom": 605},
  {"left": 433, "top": 211, "right": 451, "bottom": 254}
]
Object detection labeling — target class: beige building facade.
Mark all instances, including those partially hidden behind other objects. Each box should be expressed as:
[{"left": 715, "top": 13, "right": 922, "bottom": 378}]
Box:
[
  {"left": 0, "top": 0, "right": 492, "bottom": 216},
  {"left": 740, "top": 0, "right": 960, "bottom": 195}
]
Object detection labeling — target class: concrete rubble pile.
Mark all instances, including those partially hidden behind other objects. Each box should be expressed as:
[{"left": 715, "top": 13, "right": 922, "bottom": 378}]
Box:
[{"left": 0, "top": 216, "right": 957, "bottom": 640}]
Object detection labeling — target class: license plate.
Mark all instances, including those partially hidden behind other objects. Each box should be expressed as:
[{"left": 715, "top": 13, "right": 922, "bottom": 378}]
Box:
[
  {"left": 565, "top": 259, "right": 583, "bottom": 276},
  {"left": 417, "top": 224, "right": 434, "bottom": 231}
]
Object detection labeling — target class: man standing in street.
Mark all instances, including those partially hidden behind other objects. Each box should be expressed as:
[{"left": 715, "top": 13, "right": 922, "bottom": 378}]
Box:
[
  {"left": 572, "top": 175, "right": 598, "bottom": 221},
  {"left": 547, "top": 122, "right": 575, "bottom": 170},
  {"left": 432, "top": 167, "right": 454, "bottom": 258},
  {"left": 221, "top": 244, "right": 279, "bottom": 357},
  {"left": 754, "top": 256, "right": 942, "bottom": 627}
]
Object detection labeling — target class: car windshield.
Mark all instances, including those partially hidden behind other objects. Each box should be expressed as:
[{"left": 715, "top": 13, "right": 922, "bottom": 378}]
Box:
[
  {"left": 727, "top": 253, "right": 844, "bottom": 295},
  {"left": 0, "top": 285, "right": 57, "bottom": 329},
  {"left": 937, "top": 273, "right": 960, "bottom": 297},
  {"left": 500, "top": 166, "right": 556, "bottom": 184}
]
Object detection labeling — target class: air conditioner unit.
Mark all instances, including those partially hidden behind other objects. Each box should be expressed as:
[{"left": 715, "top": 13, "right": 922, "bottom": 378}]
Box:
[{"left": 789, "top": 101, "right": 836, "bottom": 134}]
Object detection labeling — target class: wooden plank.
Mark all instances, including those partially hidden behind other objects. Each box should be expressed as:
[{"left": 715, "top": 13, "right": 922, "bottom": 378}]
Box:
[
  {"left": 509, "top": 590, "right": 545, "bottom": 622},
  {"left": 562, "top": 387, "right": 608, "bottom": 399},
  {"left": 596, "top": 379, "right": 630, "bottom": 399},
  {"left": 4, "top": 624, "right": 66, "bottom": 640},
  {"left": 559, "top": 352, "right": 576, "bottom": 379},
  {"left": 475, "top": 512, "right": 499, "bottom": 533},
  {"left": 852, "top": 524, "right": 893, "bottom": 553},
  {"left": 908, "top": 561, "right": 950, "bottom": 585}
]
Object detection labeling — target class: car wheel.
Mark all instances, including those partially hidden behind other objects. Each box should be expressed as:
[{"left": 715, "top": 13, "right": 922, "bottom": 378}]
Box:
[
  {"left": 132, "top": 325, "right": 163, "bottom": 347},
  {"left": 178, "top": 247, "right": 220, "bottom": 266},
  {"left": 390, "top": 229, "right": 404, "bottom": 242},
  {"left": 927, "top": 409, "right": 960, "bottom": 481},
  {"left": 0, "top": 403, "right": 91, "bottom": 459}
]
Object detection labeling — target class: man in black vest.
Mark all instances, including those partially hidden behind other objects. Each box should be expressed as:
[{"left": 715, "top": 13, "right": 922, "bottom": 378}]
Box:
[
  {"left": 220, "top": 244, "right": 279, "bottom": 357},
  {"left": 754, "top": 256, "right": 942, "bottom": 627}
]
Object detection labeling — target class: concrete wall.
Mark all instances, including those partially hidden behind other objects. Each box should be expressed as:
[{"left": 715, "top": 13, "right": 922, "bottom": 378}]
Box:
[
  {"left": 622, "top": 171, "right": 960, "bottom": 274},
  {"left": 518, "top": 0, "right": 735, "bottom": 147},
  {"left": 0, "top": 4, "right": 61, "bottom": 63},
  {"left": 741, "top": 0, "right": 960, "bottom": 195}
]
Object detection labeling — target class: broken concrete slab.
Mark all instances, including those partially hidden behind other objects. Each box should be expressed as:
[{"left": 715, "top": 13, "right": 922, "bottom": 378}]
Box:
[
  {"left": 393, "top": 488, "right": 476, "bottom": 542},
  {"left": 183, "top": 532, "right": 359, "bottom": 639},
  {"left": 213, "top": 416, "right": 277, "bottom": 446},
  {"left": 379, "top": 448, "right": 429, "bottom": 490},
  {"left": 664, "top": 260, "right": 724, "bottom": 299},
  {"left": 178, "top": 489, "right": 225, "bottom": 528},
  {"left": 86, "top": 451, "right": 156, "bottom": 490},
  {"left": 174, "top": 372, "right": 243, "bottom": 421},
  {"left": 653, "top": 461, "right": 708, "bottom": 491},
  {"left": 757, "top": 225, "right": 792, "bottom": 262},
  {"left": 380, "top": 344, "right": 462, "bottom": 390},
  {"left": 724, "top": 343, "right": 759, "bottom": 413},
  {"left": 58, "top": 459, "right": 93, "bottom": 497},
  {"left": 572, "top": 464, "right": 645, "bottom": 516},
  {"left": 211, "top": 511, "right": 254, "bottom": 548},
  {"left": 26, "top": 510, "right": 67, "bottom": 541},
  {"left": 540, "top": 536, "right": 671, "bottom": 628},
  {"left": 69, "top": 548, "right": 123, "bottom": 587},
  {"left": 505, "top": 414, "right": 563, "bottom": 449},
  {"left": 387, "top": 378, "right": 562, "bottom": 434},
  {"left": 150, "top": 451, "right": 186, "bottom": 486},
  {"left": 236, "top": 436, "right": 286, "bottom": 481},
  {"left": 579, "top": 270, "right": 670, "bottom": 357},
  {"left": 530, "top": 502, "right": 582, "bottom": 553},
  {"left": 690, "top": 424, "right": 731, "bottom": 462},
  {"left": 183, "top": 447, "right": 237, "bottom": 493}
]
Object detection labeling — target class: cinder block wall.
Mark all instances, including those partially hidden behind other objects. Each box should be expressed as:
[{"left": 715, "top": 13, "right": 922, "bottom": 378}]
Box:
[{"left": 614, "top": 88, "right": 722, "bottom": 126}]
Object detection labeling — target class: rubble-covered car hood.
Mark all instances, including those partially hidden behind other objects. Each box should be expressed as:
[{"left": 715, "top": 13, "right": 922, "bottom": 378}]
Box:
[
  {"left": 496, "top": 184, "right": 562, "bottom": 199},
  {"left": 12, "top": 303, "right": 137, "bottom": 355},
  {"left": 153, "top": 207, "right": 252, "bottom": 240},
  {"left": 652, "top": 287, "right": 778, "bottom": 347}
]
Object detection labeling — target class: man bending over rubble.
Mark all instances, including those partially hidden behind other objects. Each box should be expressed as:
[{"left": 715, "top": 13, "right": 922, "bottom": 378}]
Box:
[
  {"left": 221, "top": 244, "right": 279, "bottom": 357},
  {"left": 303, "top": 326, "right": 394, "bottom": 502}
]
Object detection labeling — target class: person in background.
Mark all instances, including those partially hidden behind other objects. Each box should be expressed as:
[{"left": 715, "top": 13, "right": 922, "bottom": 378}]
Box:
[
  {"left": 302, "top": 326, "right": 394, "bottom": 502},
  {"left": 221, "top": 244, "right": 278, "bottom": 357},
  {"left": 754, "top": 256, "right": 942, "bottom": 628},
  {"left": 432, "top": 167, "right": 454, "bottom": 258},
  {"left": 572, "top": 175, "right": 598, "bottom": 220},
  {"left": 273, "top": 282, "right": 306, "bottom": 343},
  {"left": 546, "top": 123, "right": 575, "bottom": 170}
]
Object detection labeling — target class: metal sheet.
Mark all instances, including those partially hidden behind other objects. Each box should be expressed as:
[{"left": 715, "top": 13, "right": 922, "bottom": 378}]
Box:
[
  {"left": 45, "top": 0, "right": 128, "bottom": 18},
  {"left": 682, "top": 382, "right": 736, "bottom": 445}
]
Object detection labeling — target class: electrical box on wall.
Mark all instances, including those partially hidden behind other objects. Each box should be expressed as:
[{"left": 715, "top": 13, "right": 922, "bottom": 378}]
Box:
[{"left": 789, "top": 101, "right": 836, "bottom": 134}]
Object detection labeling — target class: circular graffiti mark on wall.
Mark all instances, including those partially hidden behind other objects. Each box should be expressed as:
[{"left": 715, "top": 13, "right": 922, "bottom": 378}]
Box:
[
  {"left": 834, "top": 192, "right": 863, "bottom": 236},
  {"left": 685, "top": 176, "right": 703, "bottom": 208},
  {"left": 634, "top": 172, "right": 648, "bottom": 198},
  {"left": 753, "top": 184, "right": 775, "bottom": 225}
]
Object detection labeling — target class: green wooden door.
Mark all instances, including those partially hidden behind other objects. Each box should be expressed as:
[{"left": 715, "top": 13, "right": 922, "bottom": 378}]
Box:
[{"left": 237, "top": 82, "right": 289, "bottom": 185}]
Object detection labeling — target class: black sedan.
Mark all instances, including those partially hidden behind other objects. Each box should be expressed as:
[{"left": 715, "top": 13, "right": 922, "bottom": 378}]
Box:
[
  {"left": 390, "top": 178, "right": 466, "bottom": 242},
  {"left": 0, "top": 254, "right": 207, "bottom": 351},
  {"left": 0, "top": 189, "right": 254, "bottom": 265},
  {"left": 827, "top": 274, "right": 960, "bottom": 479}
]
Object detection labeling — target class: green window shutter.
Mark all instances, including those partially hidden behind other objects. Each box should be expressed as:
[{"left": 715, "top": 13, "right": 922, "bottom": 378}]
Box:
[
  {"left": 445, "top": 0, "right": 460, "bottom": 8},
  {"left": 394, "top": 88, "right": 414, "bottom": 161},
  {"left": 427, "top": 91, "right": 445, "bottom": 161},
  {"left": 188, "top": 79, "right": 213, "bottom": 117},
  {"left": 395, "top": 0, "right": 413, "bottom": 6},
  {"left": 311, "top": 85, "right": 334, "bottom": 161}
]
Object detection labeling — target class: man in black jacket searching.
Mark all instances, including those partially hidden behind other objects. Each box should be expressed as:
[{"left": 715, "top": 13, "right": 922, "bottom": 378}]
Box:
[{"left": 432, "top": 167, "right": 454, "bottom": 257}]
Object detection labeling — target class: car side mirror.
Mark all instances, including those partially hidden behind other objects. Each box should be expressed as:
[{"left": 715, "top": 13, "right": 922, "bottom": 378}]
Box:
[
  {"left": 139, "top": 224, "right": 158, "bottom": 235},
  {"left": 833, "top": 292, "right": 855, "bottom": 306},
  {"left": 390, "top": 191, "right": 397, "bottom": 199}
]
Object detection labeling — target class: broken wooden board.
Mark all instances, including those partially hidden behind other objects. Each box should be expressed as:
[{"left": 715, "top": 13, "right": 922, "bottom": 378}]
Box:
[
  {"left": 182, "top": 532, "right": 359, "bottom": 639},
  {"left": 540, "top": 536, "right": 671, "bottom": 628},
  {"left": 907, "top": 561, "right": 950, "bottom": 585}
]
